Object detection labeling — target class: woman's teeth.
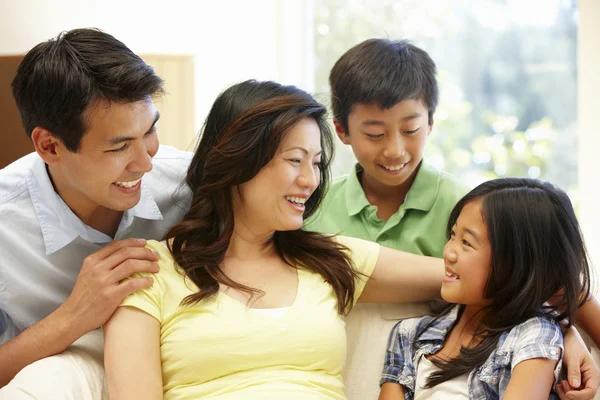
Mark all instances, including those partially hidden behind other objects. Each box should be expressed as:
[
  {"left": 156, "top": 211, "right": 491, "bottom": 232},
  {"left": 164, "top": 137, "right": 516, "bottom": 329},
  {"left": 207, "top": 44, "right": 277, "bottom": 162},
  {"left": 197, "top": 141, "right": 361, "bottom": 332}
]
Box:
[
  {"left": 114, "top": 178, "right": 142, "bottom": 188},
  {"left": 285, "top": 196, "right": 307, "bottom": 206}
]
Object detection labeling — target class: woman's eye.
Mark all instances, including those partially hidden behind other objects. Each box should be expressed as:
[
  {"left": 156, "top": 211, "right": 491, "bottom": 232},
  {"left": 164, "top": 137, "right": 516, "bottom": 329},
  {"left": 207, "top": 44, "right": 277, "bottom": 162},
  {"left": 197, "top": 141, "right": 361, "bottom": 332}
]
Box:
[{"left": 289, "top": 158, "right": 301, "bottom": 164}]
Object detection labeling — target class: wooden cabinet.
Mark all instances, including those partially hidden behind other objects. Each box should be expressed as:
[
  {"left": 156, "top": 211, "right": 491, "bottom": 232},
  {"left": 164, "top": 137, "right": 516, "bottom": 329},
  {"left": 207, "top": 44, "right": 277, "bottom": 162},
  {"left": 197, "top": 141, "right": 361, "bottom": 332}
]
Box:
[{"left": 0, "top": 56, "right": 34, "bottom": 169}]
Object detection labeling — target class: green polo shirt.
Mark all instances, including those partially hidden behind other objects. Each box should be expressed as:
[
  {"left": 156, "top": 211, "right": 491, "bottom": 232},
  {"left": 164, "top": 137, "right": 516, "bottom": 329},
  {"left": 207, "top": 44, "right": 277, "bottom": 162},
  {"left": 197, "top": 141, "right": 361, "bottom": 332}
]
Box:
[{"left": 304, "top": 161, "right": 469, "bottom": 257}]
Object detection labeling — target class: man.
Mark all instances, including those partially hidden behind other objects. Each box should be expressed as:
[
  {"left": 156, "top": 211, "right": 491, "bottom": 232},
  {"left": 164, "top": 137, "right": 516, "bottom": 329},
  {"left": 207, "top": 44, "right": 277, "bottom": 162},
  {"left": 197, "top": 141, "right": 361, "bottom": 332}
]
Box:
[{"left": 0, "top": 28, "right": 191, "bottom": 398}]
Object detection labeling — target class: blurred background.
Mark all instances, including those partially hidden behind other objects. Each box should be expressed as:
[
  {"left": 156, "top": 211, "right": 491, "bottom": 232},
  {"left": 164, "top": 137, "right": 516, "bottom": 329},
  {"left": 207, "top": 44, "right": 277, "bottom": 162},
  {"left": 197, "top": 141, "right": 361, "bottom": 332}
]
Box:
[{"left": 0, "top": 0, "right": 598, "bottom": 267}]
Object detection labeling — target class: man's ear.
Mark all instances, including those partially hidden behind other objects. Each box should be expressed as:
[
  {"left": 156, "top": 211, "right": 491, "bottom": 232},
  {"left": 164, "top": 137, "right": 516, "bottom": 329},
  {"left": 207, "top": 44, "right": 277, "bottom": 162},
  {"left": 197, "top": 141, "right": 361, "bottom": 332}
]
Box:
[
  {"left": 31, "top": 127, "right": 63, "bottom": 165},
  {"left": 333, "top": 119, "right": 351, "bottom": 145}
]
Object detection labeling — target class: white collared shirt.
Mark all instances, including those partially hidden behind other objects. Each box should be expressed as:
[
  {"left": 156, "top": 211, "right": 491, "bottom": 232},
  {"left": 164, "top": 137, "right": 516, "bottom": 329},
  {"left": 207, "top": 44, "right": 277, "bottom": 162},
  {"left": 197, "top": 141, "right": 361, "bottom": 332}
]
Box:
[{"left": 0, "top": 145, "right": 192, "bottom": 343}]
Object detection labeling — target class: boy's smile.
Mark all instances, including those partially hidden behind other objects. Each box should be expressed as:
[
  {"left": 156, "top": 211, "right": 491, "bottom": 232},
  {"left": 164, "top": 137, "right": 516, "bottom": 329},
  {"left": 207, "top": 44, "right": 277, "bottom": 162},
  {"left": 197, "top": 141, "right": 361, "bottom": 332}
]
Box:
[{"left": 336, "top": 99, "right": 431, "bottom": 197}]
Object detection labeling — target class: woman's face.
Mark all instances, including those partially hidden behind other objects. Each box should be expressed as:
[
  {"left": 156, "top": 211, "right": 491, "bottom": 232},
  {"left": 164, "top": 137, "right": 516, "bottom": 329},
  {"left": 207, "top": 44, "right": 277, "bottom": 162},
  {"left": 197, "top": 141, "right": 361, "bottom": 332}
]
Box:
[{"left": 233, "top": 117, "right": 322, "bottom": 236}]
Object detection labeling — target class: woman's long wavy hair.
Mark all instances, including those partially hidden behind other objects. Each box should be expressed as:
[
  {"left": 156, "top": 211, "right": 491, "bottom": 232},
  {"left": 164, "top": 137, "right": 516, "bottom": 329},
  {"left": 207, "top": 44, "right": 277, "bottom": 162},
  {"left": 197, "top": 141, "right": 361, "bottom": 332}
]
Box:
[
  {"left": 419, "top": 178, "right": 591, "bottom": 388},
  {"left": 165, "top": 79, "right": 360, "bottom": 314}
]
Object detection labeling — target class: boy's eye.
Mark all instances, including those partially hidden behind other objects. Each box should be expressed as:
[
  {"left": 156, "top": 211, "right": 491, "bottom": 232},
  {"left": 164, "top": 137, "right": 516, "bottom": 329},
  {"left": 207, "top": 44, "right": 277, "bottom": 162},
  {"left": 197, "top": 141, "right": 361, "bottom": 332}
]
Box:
[
  {"left": 404, "top": 128, "right": 420, "bottom": 135},
  {"left": 364, "top": 133, "right": 384, "bottom": 139},
  {"left": 108, "top": 143, "right": 129, "bottom": 153}
]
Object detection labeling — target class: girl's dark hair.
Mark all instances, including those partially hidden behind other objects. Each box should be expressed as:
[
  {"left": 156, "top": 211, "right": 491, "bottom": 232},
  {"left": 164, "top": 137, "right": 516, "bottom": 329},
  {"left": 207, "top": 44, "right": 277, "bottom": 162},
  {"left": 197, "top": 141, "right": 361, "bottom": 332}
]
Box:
[
  {"left": 420, "top": 177, "right": 591, "bottom": 387},
  {"left": 165, "top": 79, "right": 360, "bottom": 314}
]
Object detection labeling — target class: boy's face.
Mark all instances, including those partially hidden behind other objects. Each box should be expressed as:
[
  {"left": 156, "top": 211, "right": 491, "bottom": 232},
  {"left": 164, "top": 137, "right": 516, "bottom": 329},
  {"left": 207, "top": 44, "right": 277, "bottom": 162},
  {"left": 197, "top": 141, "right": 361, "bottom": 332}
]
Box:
[{"left": 335, "top": 99, "right": 431, "bottom": 190}]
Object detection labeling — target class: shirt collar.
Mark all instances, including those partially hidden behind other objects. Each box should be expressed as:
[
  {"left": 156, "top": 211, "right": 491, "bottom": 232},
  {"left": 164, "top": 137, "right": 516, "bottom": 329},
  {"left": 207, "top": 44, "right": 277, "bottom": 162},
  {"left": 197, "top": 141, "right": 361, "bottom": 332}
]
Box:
[
  {"left": 344, "top": 164, "right": 373, "bottom": 216},
  {"left": 414, "top": 305, "right": 460, "bottom": 348},
  {"left": 27, "top": 157, "right": 163, "bottom": 255},
  {"left": 344, "top": 160, "right": 442, "bottom": 216}
]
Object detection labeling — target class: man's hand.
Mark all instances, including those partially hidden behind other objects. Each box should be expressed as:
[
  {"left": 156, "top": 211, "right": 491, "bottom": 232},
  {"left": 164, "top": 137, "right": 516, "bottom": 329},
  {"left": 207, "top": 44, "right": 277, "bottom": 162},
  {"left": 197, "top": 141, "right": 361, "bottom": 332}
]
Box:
[
  {"left": 556, "top": 326, "right": 600, "bottom": 400},
  {"left": 58, "top": 238, "right": 160, "bottom": 339},
  {"left": 0, "top": 238, "right": 160, "bottom": 388}
]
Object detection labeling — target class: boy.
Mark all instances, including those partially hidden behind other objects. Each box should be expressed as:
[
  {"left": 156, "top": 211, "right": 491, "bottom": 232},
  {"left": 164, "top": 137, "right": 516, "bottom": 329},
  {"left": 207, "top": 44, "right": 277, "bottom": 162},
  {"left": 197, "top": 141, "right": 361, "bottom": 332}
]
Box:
[{"left": 303, "top": 38, "right": 470, "bottom": 399}]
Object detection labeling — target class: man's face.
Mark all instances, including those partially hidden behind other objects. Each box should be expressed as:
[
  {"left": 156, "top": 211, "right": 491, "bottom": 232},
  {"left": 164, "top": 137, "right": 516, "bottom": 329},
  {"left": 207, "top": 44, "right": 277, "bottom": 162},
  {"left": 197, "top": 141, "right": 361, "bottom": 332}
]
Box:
[
  {"left": 336, "top": 99, "right": 432, "bottom": 191},
  {"left": 50, "top": 99, "right": 160, "bottom": 220}
]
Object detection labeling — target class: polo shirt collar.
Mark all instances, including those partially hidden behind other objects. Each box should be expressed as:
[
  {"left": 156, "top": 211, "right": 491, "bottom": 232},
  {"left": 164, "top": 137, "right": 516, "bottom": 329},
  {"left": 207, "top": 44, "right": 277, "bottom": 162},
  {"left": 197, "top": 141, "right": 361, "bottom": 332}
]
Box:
[
  {"left": 344, "top": 164, "right": 373, "bottom": 216},
  {"left": 27, "top": 157, "right": 163, "bottom": 255},
  {"left": 344, "top": 161, "right": 442, "bottom": 216}
]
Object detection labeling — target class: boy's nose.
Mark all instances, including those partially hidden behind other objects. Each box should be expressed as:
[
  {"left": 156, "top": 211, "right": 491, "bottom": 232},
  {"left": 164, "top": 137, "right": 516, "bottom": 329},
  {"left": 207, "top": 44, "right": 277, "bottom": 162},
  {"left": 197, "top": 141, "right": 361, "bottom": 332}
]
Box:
[{"left": 382, "top": 137, "right": 406, "bottom": 159}]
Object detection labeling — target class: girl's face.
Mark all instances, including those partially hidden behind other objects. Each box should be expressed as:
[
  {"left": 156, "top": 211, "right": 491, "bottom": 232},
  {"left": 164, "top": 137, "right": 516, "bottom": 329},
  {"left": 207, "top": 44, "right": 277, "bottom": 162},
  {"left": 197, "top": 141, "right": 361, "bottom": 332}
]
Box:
[
  {"left": 233, "top": 117, "right": 323, "bottom": 235},
  {"left": 441, "top": 199, "right": 493, "bottom": 307}
]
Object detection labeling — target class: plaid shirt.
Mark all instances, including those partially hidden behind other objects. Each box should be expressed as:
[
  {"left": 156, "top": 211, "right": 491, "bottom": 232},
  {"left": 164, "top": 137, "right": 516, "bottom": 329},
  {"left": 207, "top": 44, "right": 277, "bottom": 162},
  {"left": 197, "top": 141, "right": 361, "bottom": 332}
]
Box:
[{"left": 380, "top": 306, "right": 563, "bottom": 400}]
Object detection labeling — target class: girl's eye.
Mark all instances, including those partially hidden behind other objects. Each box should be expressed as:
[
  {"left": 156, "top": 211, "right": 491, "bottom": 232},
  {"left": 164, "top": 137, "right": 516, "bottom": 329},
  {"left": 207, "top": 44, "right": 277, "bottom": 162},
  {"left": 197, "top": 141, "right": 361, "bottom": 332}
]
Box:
[
  {"left": 449, "top": 229, "right": 456, "bottom": 237},
  {"left": 365, "top": 133, "right": 384, "bottom": 139},
  {"left": 462, "top": 239, "right": 472, "bottom": 248},
  {"left": 109, "top": 143, "right": 129, "bottom": 153}
]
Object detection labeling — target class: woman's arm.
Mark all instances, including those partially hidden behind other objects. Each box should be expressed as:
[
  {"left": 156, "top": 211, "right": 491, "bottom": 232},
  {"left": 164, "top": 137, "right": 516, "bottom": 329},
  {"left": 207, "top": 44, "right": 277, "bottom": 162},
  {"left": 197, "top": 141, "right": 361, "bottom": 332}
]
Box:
[
  {"left": 104, "top": 306, "right": 163, "bottom": 400},
  {"left": 358, "top": 245, "right": 444, "bottom": 303},
  {"left": 503, "top": 358, "right": 558, "bottom": 400},
  {"left": 379, "top": 382, "right": 406, "bottom": 400}
]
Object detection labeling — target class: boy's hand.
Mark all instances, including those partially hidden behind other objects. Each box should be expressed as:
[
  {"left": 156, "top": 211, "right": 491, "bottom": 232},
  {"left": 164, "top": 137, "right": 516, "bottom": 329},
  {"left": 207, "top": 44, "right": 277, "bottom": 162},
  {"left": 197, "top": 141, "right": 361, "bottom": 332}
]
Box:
[
  {"left": 57, "top": 238, "right": 160, "bottom": 339},
  {"left": 556, "top": 326, "right": 600, "bottom": 400}
]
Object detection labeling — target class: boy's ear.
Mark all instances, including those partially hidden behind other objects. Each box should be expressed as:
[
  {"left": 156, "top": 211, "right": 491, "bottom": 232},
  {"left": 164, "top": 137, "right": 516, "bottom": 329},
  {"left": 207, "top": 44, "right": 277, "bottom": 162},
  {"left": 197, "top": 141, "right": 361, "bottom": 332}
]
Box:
[
  {"left": 333, "top": 119, "right": 351, "bottom": 145},
  {"left": 31, "top": 127, "right": 63, "bottom": 165},
  {"left": 428, "top": 117, "right": 434, "bottom": 137}
]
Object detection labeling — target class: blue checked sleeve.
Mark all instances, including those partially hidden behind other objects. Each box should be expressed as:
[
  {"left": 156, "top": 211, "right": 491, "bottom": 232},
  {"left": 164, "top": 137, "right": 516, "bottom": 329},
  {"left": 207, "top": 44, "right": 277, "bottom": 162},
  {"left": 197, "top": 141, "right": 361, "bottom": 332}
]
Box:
[{"left": 380, "top": 318, "right": 420, "bottom": 397}]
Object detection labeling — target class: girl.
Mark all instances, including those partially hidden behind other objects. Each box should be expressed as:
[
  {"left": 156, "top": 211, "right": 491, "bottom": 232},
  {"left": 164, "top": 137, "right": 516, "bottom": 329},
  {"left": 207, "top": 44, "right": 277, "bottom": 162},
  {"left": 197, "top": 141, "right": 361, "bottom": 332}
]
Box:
[{"left": 379, "top": 178, "right": 591, "bottom": 400}]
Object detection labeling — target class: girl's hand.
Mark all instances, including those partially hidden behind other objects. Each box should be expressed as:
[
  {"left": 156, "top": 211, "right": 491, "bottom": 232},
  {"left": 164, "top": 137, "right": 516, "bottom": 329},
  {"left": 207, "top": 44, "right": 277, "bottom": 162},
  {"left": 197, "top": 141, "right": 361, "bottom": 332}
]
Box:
[{"left": 557, "top": 326, "right": 600, "bottom": 400}]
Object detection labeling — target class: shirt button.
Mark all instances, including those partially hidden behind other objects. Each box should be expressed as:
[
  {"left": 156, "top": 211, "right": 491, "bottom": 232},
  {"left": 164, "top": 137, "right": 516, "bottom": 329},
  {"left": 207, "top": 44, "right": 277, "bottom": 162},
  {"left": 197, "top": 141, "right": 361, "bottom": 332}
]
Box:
[
  {"left": 550, "top": 350, "right": 557, "bottom": 356},
  {"left": 491, "top": 377, "right": 498, "bottom": 384}
]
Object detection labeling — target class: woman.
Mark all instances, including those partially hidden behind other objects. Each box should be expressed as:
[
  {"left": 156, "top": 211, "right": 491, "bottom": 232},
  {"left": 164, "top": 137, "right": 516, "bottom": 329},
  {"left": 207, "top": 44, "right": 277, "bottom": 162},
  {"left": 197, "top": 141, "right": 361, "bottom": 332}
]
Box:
[{"left": 102, "top": 79, "right": 466, "bottom": 399}]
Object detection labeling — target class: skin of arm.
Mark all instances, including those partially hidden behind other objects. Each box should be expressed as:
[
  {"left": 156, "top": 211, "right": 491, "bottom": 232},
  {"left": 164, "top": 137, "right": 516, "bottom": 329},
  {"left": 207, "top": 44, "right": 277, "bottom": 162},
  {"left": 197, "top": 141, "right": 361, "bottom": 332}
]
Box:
[
  {"left": 502, "top": 358, "right": 559, "bottom": 400},
  {"left": 104, "top": 306, "right": 163, "bottom": 400},
  {"left": 378, "top": 382, "right": 406, "bottom": 400},
  {"left": 358, "top": 245, "right": 444, "bottom": 304}
]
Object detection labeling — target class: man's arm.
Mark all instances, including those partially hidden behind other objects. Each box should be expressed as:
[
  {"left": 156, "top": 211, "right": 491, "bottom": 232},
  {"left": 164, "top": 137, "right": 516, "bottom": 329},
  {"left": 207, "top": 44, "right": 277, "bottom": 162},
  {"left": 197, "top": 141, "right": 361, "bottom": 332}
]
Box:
[{"left": 0, "top": 238, "right": 159, "bottom": 387}]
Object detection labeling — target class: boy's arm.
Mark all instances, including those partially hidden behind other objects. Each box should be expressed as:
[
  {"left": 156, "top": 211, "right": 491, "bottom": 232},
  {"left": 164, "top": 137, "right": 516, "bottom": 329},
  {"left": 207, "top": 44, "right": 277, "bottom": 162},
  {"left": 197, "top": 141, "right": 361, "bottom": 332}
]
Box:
[
  {"left": 502, "top": 358, "right": 558, "bottom": 400},
  {"left": 379, "top": 382, "right": 406, "bottom": 400},
  {"left": 0, "top": 239, "right": 158, "bottom": 387}
]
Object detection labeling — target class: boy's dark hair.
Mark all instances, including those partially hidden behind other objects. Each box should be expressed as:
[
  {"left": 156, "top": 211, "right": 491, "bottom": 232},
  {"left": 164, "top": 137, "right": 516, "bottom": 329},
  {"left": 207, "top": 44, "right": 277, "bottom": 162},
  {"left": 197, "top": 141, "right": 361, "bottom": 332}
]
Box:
[
  {"left": 417, "top": 178, "right": 591, "bottom": 388},
  {"left": 329, "top": 39, "right": 438, "bottom": 133},
  {"left": 11, "top": 28, "right": 164, "bottom": 152}
]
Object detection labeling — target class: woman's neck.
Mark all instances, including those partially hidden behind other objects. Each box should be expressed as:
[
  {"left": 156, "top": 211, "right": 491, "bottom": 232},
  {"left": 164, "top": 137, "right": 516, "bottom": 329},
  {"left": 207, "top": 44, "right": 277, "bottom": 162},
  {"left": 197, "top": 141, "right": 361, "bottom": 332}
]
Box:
[{"left": 226, "top": 223, "right": 276, "bottom": 261}]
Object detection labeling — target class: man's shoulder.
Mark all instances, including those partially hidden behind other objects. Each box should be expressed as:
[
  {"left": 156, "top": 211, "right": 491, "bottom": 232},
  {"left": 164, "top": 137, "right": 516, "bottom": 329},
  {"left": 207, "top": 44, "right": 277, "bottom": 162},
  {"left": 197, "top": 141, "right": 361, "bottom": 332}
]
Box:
[{"left": 0, "top": 153, "right": 37, "bottom": 206}]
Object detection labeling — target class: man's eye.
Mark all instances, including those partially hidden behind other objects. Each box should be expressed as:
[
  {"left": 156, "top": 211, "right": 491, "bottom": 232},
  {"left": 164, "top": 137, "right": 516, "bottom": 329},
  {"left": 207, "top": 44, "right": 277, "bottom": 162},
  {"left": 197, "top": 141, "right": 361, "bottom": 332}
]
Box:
[{"left": 109, "top": 143, "right": 129, "bottom": 153}]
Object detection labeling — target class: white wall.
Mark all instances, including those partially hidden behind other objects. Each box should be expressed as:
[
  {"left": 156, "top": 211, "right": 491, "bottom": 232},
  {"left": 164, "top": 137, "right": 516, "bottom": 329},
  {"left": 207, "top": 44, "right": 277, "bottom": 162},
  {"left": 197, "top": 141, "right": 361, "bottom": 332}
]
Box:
[
  {"left": 0, "top": 0, "right": 281, "bottom": 140},
  {"left": 579, "top": 0, "right": 600, "bottom": 271}
]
